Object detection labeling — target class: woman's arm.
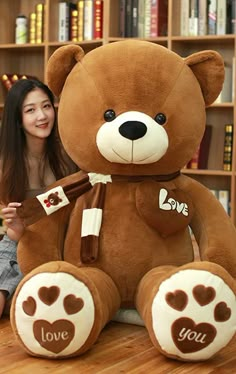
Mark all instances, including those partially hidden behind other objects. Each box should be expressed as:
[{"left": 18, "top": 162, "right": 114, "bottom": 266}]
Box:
[{"left": 1, "top": 202, "right": 25, "bottom": 241}]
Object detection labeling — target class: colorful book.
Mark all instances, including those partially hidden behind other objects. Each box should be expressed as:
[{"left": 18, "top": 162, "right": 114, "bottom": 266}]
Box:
[
  {"left": 119, "top": 0, "right": 126, "bottom": 37},
  {"left": 93, "top": 0, "right": 103, "bottom": 39},
  {"left": 208, "top": 0, "right": 217, "bottom": 35},
  {"left": 29, "top": 12, "right": 37, "bottom": 43},
  {"left": 132, "top": 0, "right": 139, "bottom": 37},
  {"left": 125, "top": 0, "right": 133, "bottom": 37},
  {"left": 144, "top": 0, "right": 151, "bottom": 37},
  {"left": 217, "top": 0, "right": 227, "bottom": 35},
  {"left": 223, "top": 124, "right": 233, "bottom": 171},
  {"left": 231, "top": 0, "right": 236, "bottom": 33},
  {"left": 138, "top": 0, "right": 145, "bottom": 37},
  {"left": 77, "top": 0, "right": 84, "bottom": 41},
  {"left": 180, "top": 0, "right": 189, "bottom": 36},
  {"left": 198, "top": 0, "right": 208, "bottom": 35},
  {"left": 150, "top": 0, "right": 168, "bottom": 37},
  {"left": 69, "top": 2, "right": 78, "bottom": 41},
  {"left": 189, "top": 0, "right": 199, "bottom": 36},
  {"left": 84, "top": 0, "right": 94, "bottom": 40},
  {"left": 58, "top": 2, "right": 69, "bottom": 42},
  {"left": 70, "top": 9, "right": 78, "bottom": 41},
  {"left": 35, "top": 3, "right": 44, "bottom": 43}
]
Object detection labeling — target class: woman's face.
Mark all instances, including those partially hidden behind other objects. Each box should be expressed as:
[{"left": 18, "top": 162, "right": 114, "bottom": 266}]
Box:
[{"left": 21, "top": 87, "right": 55, "bottom": 140}]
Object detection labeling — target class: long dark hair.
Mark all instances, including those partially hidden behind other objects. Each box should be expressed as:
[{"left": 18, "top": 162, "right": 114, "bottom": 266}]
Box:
[{"left": 0, "top": 78, "right": 76, "bottom": 204}]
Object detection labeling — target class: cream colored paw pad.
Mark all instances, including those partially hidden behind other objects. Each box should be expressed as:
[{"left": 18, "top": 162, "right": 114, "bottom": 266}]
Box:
[
  {"left": 13, "top": 272, "right": 95, "bottom": 358},
  {"left": 152, "top": 269, "right": 236, "bottom": 361}
]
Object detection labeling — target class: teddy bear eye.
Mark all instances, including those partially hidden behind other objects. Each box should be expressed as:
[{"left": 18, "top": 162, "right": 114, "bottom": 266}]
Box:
[
  {"left": 104, "top": 109, "right": 116, "bottom": 122},
  {"left": 154, "top": 113, "right": 166, "bottom": 125}
]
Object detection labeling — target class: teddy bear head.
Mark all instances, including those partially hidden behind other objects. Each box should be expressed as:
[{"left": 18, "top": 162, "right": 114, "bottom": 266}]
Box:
[{"left": 47, "top": 40, "right": 224, "bottom": 176}]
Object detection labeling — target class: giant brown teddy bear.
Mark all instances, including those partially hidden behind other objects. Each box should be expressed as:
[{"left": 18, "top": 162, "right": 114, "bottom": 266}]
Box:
[{"left": 10, "top": 40, "right": 236, "bottom": 362}]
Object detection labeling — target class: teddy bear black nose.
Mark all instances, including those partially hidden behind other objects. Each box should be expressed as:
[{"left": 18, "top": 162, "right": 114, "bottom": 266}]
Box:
[{"left": 119, "top": 121, "right": 147, "bottom": 140}]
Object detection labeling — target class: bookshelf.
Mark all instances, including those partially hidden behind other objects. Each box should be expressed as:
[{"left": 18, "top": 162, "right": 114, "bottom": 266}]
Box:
[{"left": 0, "top": 0, "right": 235, "bottom": 224}]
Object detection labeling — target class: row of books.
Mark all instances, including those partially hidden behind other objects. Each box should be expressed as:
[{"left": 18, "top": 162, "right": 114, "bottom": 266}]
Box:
[
  {"left": 119, "top": 0, "right": 168, "bottom": 38},
  {"left": 187, "top": 123, "right": 233, "bottom": 171},
  {"left": 181, "top": 0, "right": 236, "bottom": 36},
  {"left": 58, "top": 1, "right": 103, "bottom": 42}
]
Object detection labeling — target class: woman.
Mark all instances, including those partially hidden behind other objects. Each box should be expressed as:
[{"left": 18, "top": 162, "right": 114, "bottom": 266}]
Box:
[{"left": 0, "top": 78, "right": 77, "bottom": 317}]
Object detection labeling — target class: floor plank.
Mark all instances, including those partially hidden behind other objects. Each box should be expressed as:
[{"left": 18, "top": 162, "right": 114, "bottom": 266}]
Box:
[{"left": 0, "top": 317, "right": 235, "bottom": 373}]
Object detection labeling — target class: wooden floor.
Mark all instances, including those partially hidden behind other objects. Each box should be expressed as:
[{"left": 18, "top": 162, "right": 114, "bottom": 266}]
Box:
[{"left": 0, "top": 317, "right": 236, "bottom": 373}]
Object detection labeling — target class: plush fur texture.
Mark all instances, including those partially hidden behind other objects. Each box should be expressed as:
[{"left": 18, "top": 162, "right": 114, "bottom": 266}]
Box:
[{"left": 10, "top": 41, "right": 236, "bottom": 362}]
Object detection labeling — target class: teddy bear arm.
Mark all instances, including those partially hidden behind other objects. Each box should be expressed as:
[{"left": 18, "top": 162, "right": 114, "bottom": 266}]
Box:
[
  {"left": 181, "top": 180, "right": 236, "bottom": 278},
  {"left": 17, "top": 205, "right": 73, "bottom": 275}
]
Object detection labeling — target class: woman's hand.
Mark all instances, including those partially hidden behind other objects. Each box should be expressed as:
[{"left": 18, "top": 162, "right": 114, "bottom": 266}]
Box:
[{"left": 1, "top": 202, "right": 25, "bottom": 241}]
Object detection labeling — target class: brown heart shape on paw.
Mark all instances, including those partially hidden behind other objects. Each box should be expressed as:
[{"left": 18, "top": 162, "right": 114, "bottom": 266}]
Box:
[
  {"left": 33, "top": 319, "right": 75, "bottom": 354},
  {"left": 172, "top": 317, "right": 217, "bottom": 354},
  {"left": 38, "top": 286, "right": 60, "bottom": 306},
  {"left": 214, "top": 302, "right": 231, "bottom": 322},
  {"left": 64, "top": 294, "right": 84, "bottom": 315},
  {"left": 22, "top": 296, "right": 37, "bottom": 316},
  {"left": 165, "top": 290, "right": 188, "bottom": 311},
  {"left": 193, "top": 285, "right": 216, "bottom": 306}
]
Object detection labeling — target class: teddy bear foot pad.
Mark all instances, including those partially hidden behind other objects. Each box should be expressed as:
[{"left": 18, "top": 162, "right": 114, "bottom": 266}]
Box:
[
  {"left": 11, "top": 268, "right": 97, "bottom": 358},
  {"left": 151, "top": 265, "right": 236, "bottom": 361}
]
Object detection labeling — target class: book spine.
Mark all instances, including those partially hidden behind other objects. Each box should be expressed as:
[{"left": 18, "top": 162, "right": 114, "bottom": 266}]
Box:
[
  {"left": 77, "top": 0, "right": 84, "bottom": 41},
  {"left": 35, "top": 3, "right": 44, "bottom": 43},
  {"left": 217, "top": 0, "right": 227, "bottom": 35},
  {"left": 231, "top": 0, "right": 236, "bottom": 33},
  {"left": 132, "top": 0, "right": 138, "bottom": 37},
  {"left": 156, "top": 0, "right": 168, "bottom": 36},
  {"left": 180, "top": 0, "right": 189, "bottom": 36},
  {"left": 70, "top": 9, "right": 78, "bottom": 41},
  {"left": 84, "top": 0, "right": 94, "bottom": 40},
  {"left": 198, "top": 0, "right": 208, "bottom": 36},
  {"left": 189, "top": 0, "right": 199, "bottom": 36},
  {"left": 150, "top": 0, "right": 158, "bottom": 37},
  {"left": 68, "top": 2, "right": 77, "bottom": 40},
  {"left": 144, "top": 0, "right": 151, "bottom": 38},
  {"left": 208, "top": 0, "right": 217, "bottom": 35},
  {"left": 93, "top": 0, "right": 103, "bottom": 39},
  {"left": 119, "top": 0, "right": 126, "bottom": 37},
  {"left": 58, "top": 2, "right": 69, "bottom": 42},
  {"left": 125, "top": 0, "right": 133, "bottom": 37},
  {"left": 29, "top": 12, "right": 36, "bottom": 43},
  {"left": 138, "top": 0, "right": 145, "bottom": 37},
  {"left": 223, "top": 124, "right": 233, "bottom": 171}
]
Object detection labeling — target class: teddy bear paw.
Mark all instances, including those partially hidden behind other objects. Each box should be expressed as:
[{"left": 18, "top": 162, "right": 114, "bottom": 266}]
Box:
[
  {"left": 151, "top": 267, "right": 236, "bottom": 361},
  {"left": 11, "top": 270, "right": 96, "bottom": 358}
]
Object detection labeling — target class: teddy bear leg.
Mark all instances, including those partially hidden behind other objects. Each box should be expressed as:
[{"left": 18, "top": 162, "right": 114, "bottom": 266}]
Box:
[
  {"left": 10, "top": 261, "right": 121, "bottom": 359},
  {"left": 136, "top": 261, "right": 236, "bottom": 362}
]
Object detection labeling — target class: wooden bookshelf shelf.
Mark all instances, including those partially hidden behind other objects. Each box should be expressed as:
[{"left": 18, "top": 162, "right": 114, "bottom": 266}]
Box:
[{"left": 0, "top": 0, "right": 235, "bottom": 223}]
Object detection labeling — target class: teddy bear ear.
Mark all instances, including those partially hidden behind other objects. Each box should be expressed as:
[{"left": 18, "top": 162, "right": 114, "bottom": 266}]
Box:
[
  {"left": 46, "top": 44, "right": 85, "bottom": 96},
  {"left": 184, "top": 50, "right": 224, "bottom": 107}
]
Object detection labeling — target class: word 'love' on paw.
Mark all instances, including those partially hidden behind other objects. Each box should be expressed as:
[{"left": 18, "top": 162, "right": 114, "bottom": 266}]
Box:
[{"left": 13, "top": 272, "right": 95, "bottom": 358}]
